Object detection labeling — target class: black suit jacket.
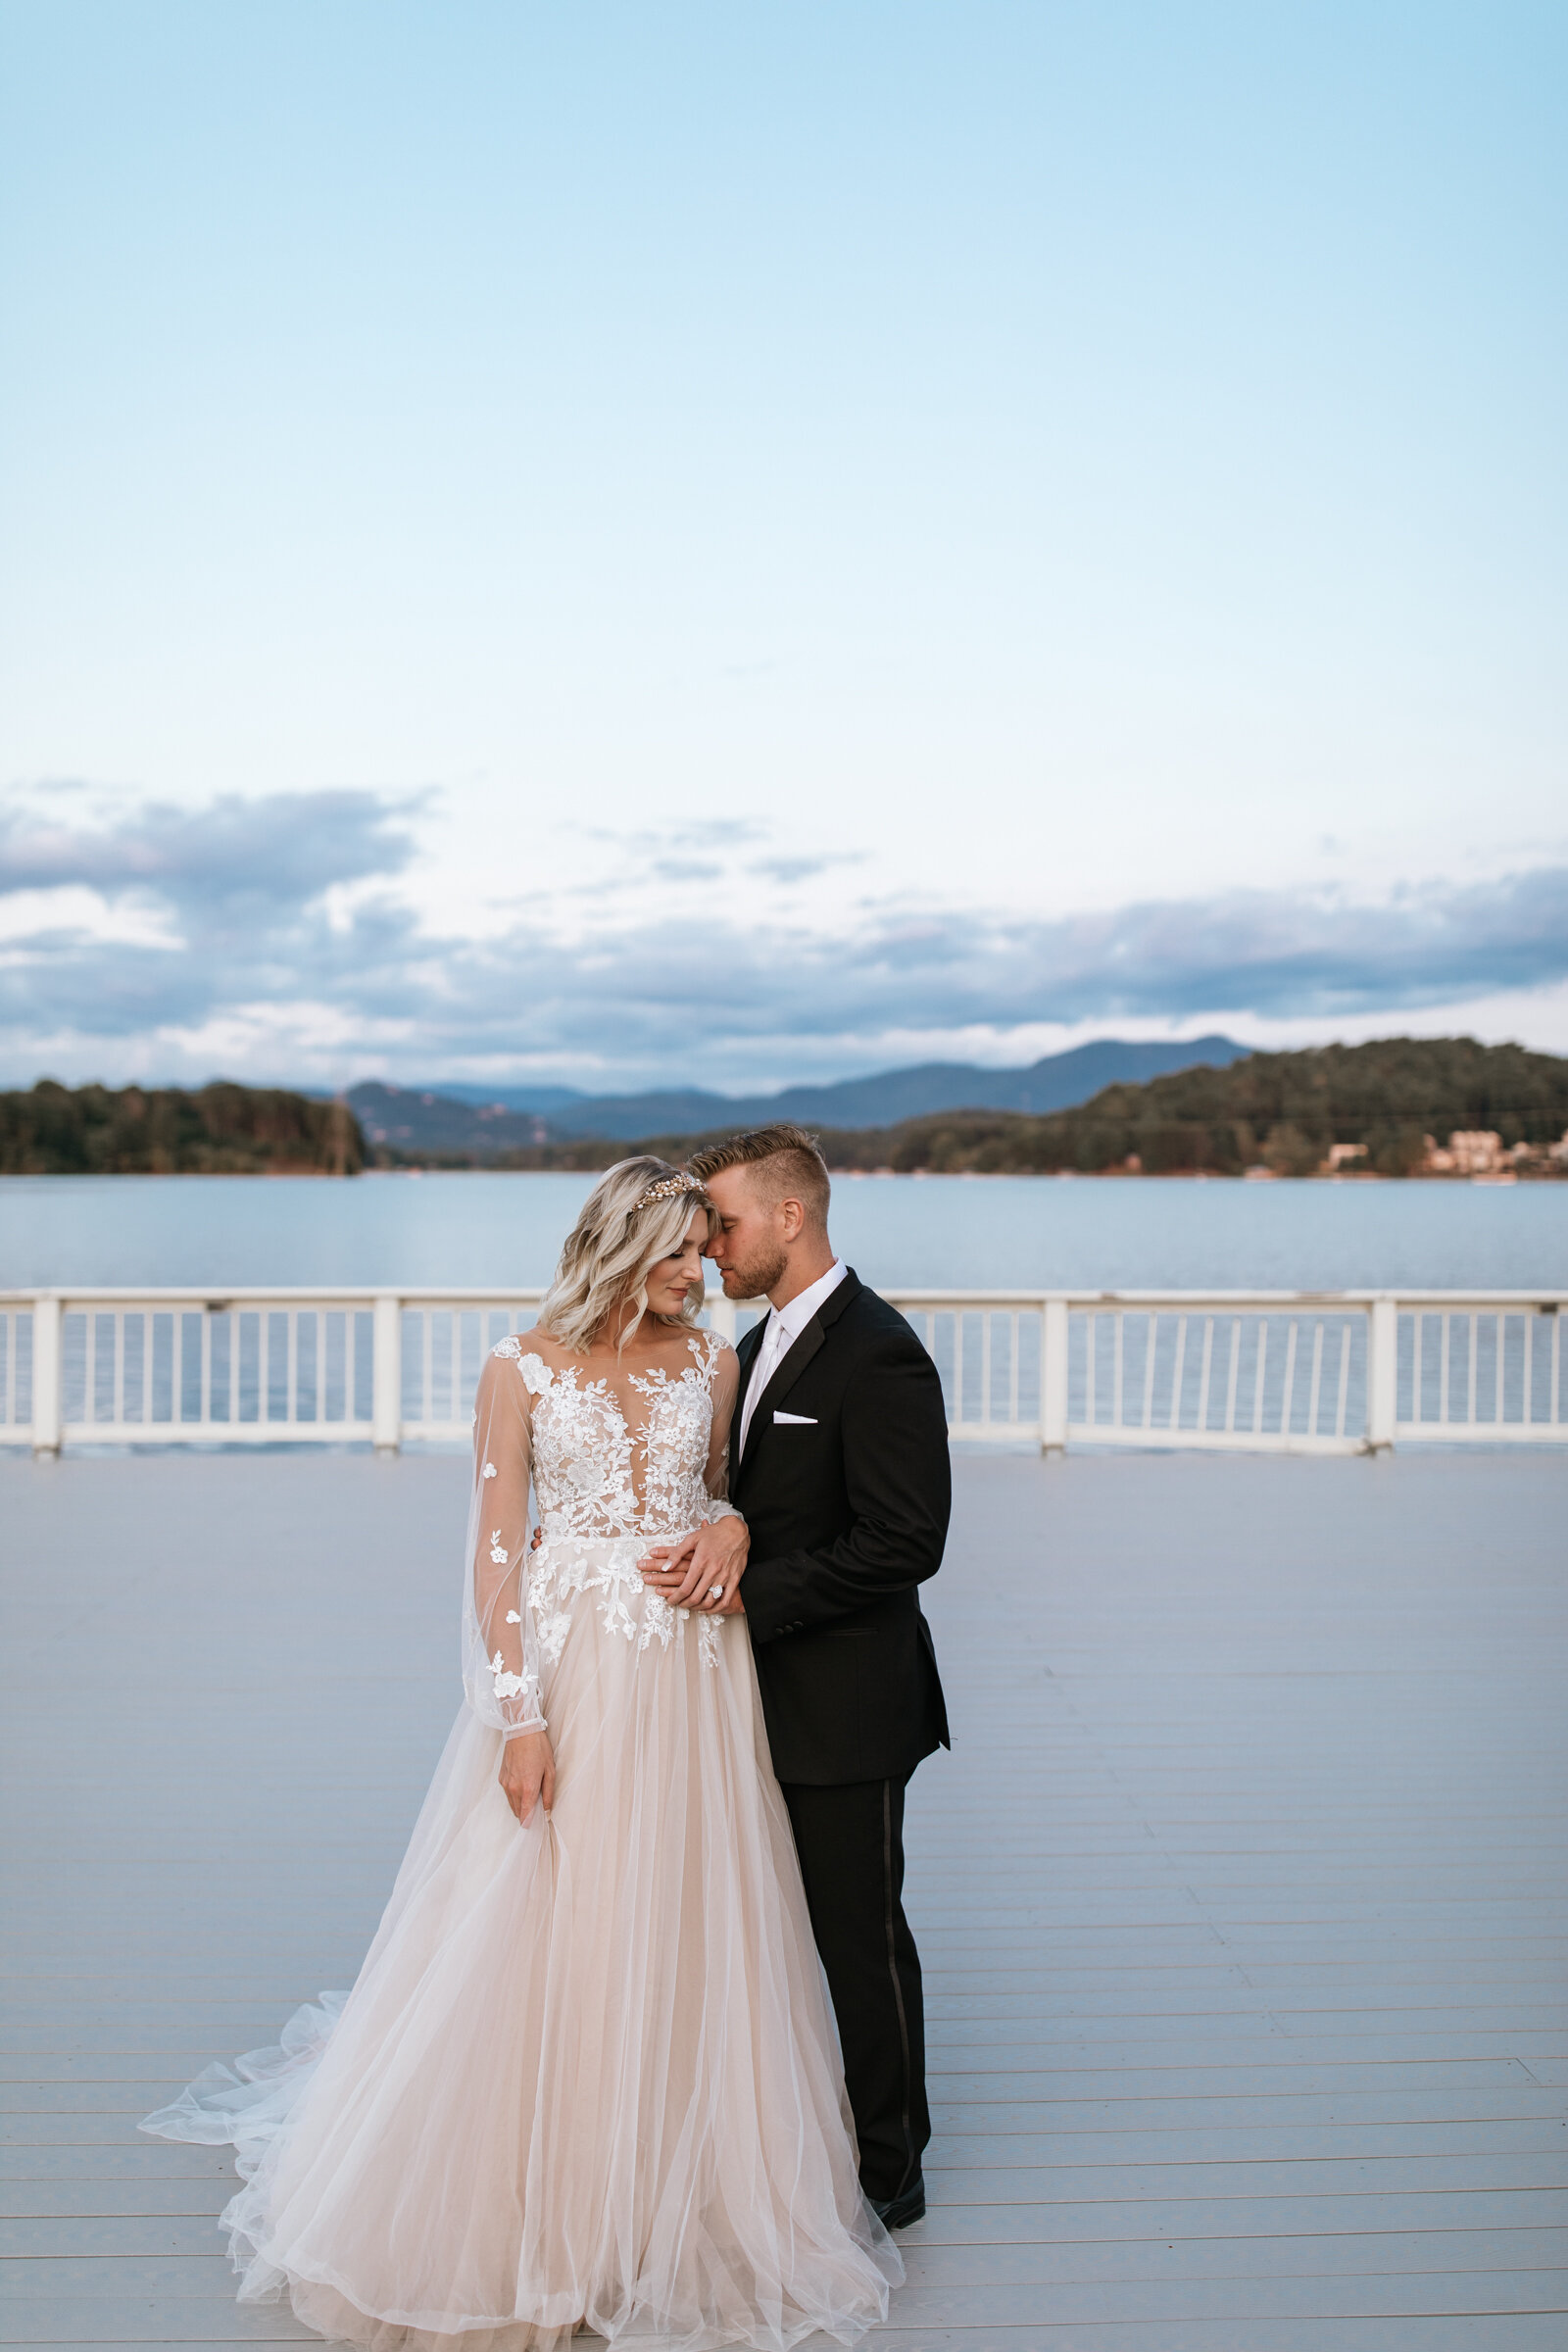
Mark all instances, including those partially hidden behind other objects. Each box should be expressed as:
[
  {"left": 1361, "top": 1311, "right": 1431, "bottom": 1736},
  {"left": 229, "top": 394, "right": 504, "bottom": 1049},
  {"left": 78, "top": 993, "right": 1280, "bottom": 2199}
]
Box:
[{"left": 731, "top": 1268, "right": 952, "bottom": 1786}]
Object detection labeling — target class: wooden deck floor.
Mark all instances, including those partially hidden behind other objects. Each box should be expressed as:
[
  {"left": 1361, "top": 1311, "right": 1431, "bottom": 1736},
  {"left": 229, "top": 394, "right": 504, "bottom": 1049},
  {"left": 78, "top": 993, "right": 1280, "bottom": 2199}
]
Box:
[{"left": 2, "top": 1447, "right": 1566, "bottom": 2351}]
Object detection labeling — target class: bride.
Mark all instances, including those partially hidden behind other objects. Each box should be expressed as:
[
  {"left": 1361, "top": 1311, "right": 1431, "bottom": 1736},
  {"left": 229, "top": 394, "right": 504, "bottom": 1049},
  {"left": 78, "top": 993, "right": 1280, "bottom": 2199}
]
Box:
[{"left": 142, "top": 1159, "right": 901, "bottom": 2352}]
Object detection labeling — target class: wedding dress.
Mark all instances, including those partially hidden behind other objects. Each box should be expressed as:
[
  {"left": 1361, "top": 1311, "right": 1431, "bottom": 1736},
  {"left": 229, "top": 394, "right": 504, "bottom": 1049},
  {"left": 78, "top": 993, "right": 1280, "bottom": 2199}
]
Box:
[{"left": 142, "top": 1327, "right": 900, "bottom": 2352}]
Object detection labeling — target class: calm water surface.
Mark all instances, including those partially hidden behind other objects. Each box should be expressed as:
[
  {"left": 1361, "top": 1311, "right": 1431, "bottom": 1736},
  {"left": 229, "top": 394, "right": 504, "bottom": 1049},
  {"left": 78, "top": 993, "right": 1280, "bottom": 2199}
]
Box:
[{"left": 2, "top": 1172, "right": 1564, "bottom": 1291}]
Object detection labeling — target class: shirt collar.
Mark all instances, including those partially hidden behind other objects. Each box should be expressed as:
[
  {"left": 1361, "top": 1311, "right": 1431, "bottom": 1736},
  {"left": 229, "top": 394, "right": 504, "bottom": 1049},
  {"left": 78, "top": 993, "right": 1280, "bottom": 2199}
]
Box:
[{"left": 766, "top": 1257, "right": 847, "bottom": 1345}]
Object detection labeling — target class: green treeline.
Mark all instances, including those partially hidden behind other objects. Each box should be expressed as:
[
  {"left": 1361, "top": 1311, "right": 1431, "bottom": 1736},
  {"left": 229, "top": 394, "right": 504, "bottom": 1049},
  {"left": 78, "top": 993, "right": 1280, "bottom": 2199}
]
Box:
[
  {"left": 0, "top": 1081, "right": 365, "bottom": 1175},
  {"left": 7, "top": 1039, "right": 1567, "bottom": 1178},
  {"left": 808, "top": 1037, "right": 1568, "bottom": 1177},
  {"left": 460, "top": 1037, "right": 1568, "bottom": 1177}
]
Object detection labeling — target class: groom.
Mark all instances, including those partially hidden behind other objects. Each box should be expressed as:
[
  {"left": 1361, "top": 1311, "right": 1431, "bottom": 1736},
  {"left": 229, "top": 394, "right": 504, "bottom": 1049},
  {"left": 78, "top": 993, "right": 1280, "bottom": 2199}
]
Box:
[{"left": 645, "top": 1124, "right": 951, "bottom": 2230}]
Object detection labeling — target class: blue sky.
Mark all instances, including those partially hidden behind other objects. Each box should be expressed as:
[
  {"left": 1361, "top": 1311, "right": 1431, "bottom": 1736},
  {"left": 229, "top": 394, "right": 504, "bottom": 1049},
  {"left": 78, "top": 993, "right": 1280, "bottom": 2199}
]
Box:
[{"left": 1, "top": 1, "right": 1563, "bottom": 1093}]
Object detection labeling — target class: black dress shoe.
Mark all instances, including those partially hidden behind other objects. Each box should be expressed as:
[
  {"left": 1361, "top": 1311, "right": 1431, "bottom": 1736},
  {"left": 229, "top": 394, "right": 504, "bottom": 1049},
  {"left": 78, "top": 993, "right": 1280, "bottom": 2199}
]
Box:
[{"left": 869, "top": 2174, "right": 925, "bottom": 2229}]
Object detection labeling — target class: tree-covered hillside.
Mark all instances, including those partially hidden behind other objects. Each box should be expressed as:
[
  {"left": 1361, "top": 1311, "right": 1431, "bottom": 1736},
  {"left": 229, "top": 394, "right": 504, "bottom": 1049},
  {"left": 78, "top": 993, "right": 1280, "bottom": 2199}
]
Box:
[
  {"left": 0, "top": 1082, "right": 364, "bottom": 1175},
  {"left": 8, "top": 1040, "right": 1565, "bottom": 1178},
  {"left": 815, "top": 1036, "right": 1568, "bottom": 1177},
  {"left": 384, "top": 1037, "right": 1568, "bottom": 1177}
]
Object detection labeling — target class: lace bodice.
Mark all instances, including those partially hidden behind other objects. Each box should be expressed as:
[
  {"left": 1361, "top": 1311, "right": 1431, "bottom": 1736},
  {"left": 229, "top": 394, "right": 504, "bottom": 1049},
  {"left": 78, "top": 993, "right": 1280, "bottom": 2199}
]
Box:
[
  {"left": 460, "top": 1327, "right": 741, "bottom": 1737},
  {"left": 510, "top": 1337, "right": 728, "bottom": 1542}
]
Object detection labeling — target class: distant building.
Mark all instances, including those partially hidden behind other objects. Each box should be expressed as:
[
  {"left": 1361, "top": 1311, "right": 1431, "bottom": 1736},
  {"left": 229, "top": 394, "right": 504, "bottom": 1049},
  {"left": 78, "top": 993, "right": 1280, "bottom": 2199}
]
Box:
[{"left": 1426, "top": 1130, "right": 1505, "bottom": 1175}]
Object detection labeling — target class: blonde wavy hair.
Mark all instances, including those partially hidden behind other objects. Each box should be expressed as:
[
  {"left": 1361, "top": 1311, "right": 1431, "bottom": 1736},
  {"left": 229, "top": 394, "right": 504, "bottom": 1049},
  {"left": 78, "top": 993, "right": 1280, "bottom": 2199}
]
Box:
[{"left": 536, "top": 1156, "right": 715, "bottom": 1352}]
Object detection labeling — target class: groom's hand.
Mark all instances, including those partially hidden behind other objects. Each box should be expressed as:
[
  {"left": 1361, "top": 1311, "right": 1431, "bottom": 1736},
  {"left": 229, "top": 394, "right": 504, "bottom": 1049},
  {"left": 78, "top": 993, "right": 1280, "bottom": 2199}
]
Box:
[{"left": 639, "top": 1516, "right": 749, "bottom": 1610}]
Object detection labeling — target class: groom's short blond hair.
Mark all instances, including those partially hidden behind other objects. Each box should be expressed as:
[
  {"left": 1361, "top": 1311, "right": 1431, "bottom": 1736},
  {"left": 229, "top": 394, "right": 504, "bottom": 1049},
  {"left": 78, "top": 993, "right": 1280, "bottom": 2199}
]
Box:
[{"left": 688, "top": 1123, "right": 830, "bottom": 1227}]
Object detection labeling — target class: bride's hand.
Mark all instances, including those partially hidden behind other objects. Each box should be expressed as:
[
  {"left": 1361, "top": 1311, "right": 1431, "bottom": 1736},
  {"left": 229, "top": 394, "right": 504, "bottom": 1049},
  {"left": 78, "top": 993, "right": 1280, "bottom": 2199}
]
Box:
[
  {"left": 640, "top": 1517, "right": 749, "bottom": 1610},
  {"left": 499, "top": 1730, "right": 556, "bottom": 1826}
]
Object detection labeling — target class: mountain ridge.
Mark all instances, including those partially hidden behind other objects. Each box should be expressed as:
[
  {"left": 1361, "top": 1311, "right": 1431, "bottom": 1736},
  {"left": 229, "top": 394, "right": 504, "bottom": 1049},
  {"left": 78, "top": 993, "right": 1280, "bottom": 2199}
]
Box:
[{"left": 352, "top": 1035, "right": 1248, "bottom": 1153}]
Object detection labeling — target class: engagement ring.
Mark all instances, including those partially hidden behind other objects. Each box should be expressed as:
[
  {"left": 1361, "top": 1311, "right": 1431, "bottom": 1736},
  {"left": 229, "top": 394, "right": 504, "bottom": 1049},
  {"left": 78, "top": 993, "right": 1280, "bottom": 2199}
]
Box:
[{"left": 708, "top": 1585, "right": 724, "bottom": 1600}]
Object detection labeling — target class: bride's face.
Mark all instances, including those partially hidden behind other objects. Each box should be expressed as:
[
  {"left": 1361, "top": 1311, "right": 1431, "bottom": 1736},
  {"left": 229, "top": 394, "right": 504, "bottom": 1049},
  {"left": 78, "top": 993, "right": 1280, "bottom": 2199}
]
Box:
[{"left": 642, "top": 1207, "right": 710, "bottom": 1321}]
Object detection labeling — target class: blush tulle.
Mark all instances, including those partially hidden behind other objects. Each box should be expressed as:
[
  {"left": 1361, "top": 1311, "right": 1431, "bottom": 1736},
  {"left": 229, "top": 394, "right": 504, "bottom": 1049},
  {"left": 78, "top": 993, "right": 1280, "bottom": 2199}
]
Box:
[{"left": 142, "top": 1539, "right": 901, "bottom": 2352}]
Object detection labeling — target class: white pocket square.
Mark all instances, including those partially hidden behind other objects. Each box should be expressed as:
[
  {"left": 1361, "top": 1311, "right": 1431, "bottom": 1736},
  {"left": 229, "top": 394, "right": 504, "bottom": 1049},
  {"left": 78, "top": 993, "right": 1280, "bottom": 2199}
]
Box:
[{"left": 773, "top": 1410, "right": 817, "bottom": 1425}]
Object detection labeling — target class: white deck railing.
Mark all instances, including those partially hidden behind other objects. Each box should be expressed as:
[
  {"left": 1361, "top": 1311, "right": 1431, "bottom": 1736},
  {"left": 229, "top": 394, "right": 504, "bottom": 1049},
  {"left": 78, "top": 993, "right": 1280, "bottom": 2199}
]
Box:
[{"left": 2, "top": 1287, "right": 1564, "bottom": 1455}]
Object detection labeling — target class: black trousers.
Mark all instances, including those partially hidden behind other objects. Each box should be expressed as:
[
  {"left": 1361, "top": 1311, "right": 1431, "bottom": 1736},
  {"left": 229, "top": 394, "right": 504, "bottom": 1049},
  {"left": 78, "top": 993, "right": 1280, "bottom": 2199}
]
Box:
[{"left": 780, "top": 1776, "right": 929, "bottom": 2203}]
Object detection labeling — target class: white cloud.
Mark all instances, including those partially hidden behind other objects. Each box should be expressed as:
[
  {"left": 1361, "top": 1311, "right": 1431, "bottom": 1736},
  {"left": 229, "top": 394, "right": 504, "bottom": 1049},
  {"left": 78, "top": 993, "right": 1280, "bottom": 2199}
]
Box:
[{"left": 4, "top": 788, "right": 1567, "bottom": 1090}]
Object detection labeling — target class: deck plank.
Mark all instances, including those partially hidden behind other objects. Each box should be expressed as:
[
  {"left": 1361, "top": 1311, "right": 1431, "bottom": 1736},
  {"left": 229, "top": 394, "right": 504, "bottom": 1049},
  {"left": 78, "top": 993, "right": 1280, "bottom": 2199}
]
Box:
[{"left": 3, "top": 1446, "right": 1566, "bottom": 2345}]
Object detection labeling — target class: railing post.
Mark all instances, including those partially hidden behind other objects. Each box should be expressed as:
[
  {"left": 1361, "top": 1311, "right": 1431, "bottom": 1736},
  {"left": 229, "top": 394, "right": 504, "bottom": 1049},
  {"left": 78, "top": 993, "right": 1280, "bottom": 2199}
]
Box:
[
  {"left": 372, "top": 1294, "right": 402, "bottom": 1454},
  {"left": 706, "top": 1289, "right": 738, "bottom": 1345},
  {"left": 31, "top": 1293, "right": 62, "bottom": 1457},
  {"left": 1041, "top": 1298, "right": 1068, "bottom": 1454},
  {"left": 1366, "top": 1296, "right": 1397, "bottom": 1452}
]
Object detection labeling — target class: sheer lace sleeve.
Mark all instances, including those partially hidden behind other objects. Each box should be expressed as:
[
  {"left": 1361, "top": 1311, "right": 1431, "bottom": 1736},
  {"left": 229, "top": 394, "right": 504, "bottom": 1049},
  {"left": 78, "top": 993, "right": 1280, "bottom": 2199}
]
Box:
[
  {"left": 702, "top": 1341, "right": 742, "bottom": 1524},
  {"left": 461, "top": 1344, "right": 546, "bottom": 1737}
]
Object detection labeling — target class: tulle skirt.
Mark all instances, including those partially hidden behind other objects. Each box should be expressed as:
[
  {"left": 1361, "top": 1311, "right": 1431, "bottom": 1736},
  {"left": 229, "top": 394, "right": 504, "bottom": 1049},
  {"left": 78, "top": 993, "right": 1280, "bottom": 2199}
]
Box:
[{"left": 141, "top": 1537, "right": 900, "bottom": 2351}]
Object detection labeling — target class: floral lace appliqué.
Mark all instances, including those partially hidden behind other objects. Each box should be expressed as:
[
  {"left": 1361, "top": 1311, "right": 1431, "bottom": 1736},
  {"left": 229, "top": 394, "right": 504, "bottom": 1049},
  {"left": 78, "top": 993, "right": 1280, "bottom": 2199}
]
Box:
[
  {"left": 517, "top": 1334, "right": 723, "bottom": 1546},
  {"left": 507, "top": 1331, "right": 733, "bottom": 1664}
]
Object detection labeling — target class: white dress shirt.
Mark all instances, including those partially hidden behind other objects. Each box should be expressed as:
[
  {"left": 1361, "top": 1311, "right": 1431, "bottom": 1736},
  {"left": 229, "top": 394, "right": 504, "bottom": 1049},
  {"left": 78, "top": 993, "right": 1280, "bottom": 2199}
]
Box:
[{"left": 737, "top": 1258, "right": 849, "bottom": 1459}]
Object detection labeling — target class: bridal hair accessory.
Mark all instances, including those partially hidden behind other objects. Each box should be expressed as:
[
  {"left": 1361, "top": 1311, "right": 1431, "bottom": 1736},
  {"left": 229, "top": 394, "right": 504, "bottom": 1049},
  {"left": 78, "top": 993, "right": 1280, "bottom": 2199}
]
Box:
[{"left": 635, "top": 1175, "right": 704, "bottom": 1209}]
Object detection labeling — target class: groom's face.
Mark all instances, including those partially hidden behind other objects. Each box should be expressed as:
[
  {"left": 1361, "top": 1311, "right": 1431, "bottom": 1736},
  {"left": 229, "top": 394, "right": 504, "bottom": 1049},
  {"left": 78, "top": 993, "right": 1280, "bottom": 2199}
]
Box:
[{"left": 703, "top": 1167, "right": 792, "bottom": 1301}]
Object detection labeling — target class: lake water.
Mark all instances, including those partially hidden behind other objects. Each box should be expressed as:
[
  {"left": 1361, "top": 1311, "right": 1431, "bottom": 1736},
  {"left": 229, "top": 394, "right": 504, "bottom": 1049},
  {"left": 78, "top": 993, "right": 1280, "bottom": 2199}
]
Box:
[{"left": 2, "top": 1171, "right": 1564, "bottom": 1292}]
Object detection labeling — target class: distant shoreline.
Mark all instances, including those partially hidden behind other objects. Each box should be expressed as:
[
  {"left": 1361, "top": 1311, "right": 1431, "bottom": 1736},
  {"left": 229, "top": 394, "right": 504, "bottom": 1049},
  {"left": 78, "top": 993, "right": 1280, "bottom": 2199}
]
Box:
[
  {"left": 0, "top": 1163, "right": 1547, "bottom": 1185},
  {"left": 6, "top": 1042, "right": 1567, "bottom": 1180}
]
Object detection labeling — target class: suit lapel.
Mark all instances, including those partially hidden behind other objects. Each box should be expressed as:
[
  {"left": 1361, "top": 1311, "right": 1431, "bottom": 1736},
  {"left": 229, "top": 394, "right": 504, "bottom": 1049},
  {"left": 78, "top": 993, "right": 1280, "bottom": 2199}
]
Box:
[
  {"left": 732, "top": 1269, "right": 863, "bottom": 1491},
  {"left": 732, "top": 1318, "right": 765, "bottom": 1450},
  {"left": 745, "top": 1318, "right": 827, "bottom": 1457}
]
